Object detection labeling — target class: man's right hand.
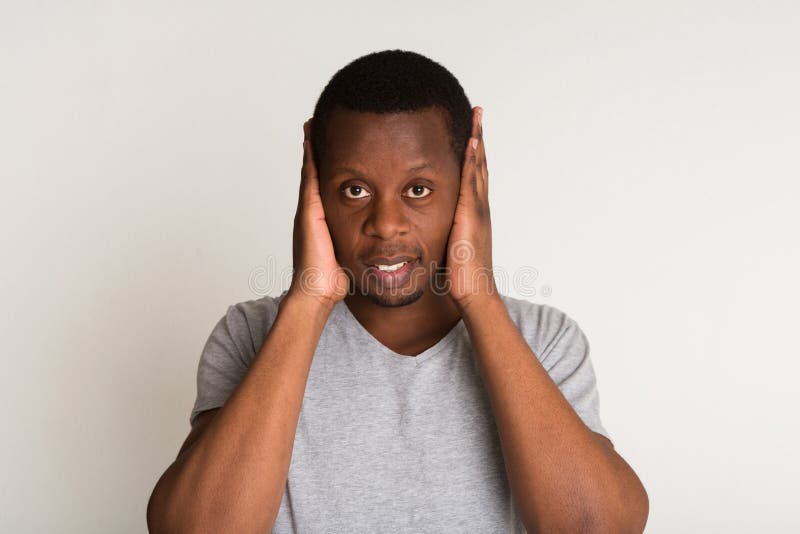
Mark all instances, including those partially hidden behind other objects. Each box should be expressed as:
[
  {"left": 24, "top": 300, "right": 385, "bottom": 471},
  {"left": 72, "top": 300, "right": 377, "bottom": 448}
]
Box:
[
  {"left": 288, "top": 118, "right": 349, "bottom": 309},
  {"left": 148, "top": 130, "right": 342, "bottom": 530}
]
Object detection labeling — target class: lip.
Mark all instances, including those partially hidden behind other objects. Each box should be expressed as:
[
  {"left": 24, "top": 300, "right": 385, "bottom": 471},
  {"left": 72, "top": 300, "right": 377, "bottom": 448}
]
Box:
[
  {"left": 365, "top": 257, "right": 419, "bottom": 288},
  {"left": 364, "top": 255, "right": 417, "bottom": 266}
]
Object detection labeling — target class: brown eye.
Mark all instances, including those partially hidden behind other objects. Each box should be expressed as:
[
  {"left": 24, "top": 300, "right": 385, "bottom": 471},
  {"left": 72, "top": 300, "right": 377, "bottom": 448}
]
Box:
[
  {"left": 341, "top": 185, "right": 370, "bottom": 199},
  {"left": 405, "top": 184, "right": 432, "bottom": 199}
]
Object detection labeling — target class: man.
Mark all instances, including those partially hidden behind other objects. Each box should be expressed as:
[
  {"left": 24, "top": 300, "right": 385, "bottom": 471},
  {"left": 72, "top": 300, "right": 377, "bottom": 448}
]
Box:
[{"left": 147, "top": 49, "right": 648, "bottom": 533}]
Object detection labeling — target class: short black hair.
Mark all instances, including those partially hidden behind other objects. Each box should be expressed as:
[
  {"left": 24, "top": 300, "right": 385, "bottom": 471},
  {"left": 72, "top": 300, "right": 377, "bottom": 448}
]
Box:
[{"left": 310, "top": 49, "right": 473, "bottom": 172}]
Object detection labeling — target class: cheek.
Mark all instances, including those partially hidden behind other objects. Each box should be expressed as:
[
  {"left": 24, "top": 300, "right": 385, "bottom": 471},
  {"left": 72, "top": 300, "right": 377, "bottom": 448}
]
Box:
[
  {"left": 326, "top": 218, "right": 351, "bottom": 249},
  {"left": 415, "top": 212, "right": 454, "bottom": 256},
  {"left": 319, "top": 204, "right": 346, "bottom": 248},
  {"left": 325, "top": 213, "right": 364, "bottom": 265},
  {"left": 437, "top": 199, "right": 459, "bottom": 248}
]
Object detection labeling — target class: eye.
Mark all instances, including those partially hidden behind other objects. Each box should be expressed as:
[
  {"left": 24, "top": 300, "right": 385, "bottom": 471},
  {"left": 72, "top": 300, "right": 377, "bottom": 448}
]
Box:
[
  {"left": 341, "top": 185, "right": 371, "bottom": 199},
  {"left": 405, "top": 184, "right": 433, "bottom": 199}
]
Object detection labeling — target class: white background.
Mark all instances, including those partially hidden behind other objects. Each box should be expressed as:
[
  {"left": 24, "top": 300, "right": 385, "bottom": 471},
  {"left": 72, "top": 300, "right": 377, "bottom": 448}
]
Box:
[{"left": 2, "top": 1, "right": 798, "bottom": 532}]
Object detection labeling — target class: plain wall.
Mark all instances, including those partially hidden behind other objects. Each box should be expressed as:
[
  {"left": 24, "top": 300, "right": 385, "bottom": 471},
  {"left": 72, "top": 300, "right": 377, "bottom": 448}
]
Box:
[{"left": 2, "top": 1, "right": 798, "bottom": 532}]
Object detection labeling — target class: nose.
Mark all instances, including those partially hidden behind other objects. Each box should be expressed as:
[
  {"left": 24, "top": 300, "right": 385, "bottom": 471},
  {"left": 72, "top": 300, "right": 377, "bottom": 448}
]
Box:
[{"left": 363, "top": 194, "right": 410, "bottom": 240}]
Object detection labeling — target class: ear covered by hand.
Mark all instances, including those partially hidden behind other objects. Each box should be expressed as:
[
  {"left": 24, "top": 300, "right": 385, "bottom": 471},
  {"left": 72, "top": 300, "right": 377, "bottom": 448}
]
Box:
[
  {"left": 288, "top": 118, "right": 349, "bottom": 309},
  {"left": 444, "top": 106, "right": 497, "bottom": 312}
]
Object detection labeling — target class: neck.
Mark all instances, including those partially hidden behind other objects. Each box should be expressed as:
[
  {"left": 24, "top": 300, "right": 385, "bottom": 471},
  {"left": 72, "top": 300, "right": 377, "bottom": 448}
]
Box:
[{"left": 343, "top": 289, "right": 462, "bottom": 357}]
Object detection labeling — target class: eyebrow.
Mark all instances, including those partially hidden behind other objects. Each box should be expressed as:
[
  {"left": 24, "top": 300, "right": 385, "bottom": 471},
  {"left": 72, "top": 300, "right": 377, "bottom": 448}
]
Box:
[
  {"left": 407, "top": 163, "right": 435, "bottom": 173},
  {"left": 335, "top": 163, "right": 435, "bottom": 178}
]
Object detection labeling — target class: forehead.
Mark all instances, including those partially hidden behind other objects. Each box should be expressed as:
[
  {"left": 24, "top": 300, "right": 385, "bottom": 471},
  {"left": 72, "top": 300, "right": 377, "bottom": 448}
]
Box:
[{"left": 322, "top": 107, "right": 454, "bottom": 174}]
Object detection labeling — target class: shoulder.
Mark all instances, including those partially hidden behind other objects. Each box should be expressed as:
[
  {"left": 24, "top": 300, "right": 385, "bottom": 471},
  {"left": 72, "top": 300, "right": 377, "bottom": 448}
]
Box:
[
  {"left": 211, "top": 289, "right": 290, "bottom": 355},
  {"left": 498, "top": 294, "right": 610, "bottom": 440},
  {"left": 224, "top": 289, "right": 289, "bottom": 330},
  {"left": 498, "top": 293, "right": 586, "bottom": 363}
]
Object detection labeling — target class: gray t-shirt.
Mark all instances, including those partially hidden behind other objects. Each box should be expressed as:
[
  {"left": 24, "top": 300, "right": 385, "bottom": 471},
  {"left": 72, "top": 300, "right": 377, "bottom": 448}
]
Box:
[{"left": 191, "top": 289, "right": 610, "bottom": 533}]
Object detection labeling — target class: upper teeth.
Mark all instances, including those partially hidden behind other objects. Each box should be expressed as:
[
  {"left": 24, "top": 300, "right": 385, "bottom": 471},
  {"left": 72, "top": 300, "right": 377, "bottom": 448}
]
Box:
[{"left": 376, "top": 261, "right": 408, "bottom": 272}]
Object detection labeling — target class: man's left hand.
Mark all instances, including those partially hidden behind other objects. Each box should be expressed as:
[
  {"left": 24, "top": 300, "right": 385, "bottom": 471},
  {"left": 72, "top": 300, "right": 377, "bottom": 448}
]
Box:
[{"left": 445, "top": 106, "right": 497, "bottom": 312}]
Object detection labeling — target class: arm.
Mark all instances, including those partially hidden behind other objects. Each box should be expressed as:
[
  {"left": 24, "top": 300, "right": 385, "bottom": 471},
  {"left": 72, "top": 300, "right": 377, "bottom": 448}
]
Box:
[
  {"left": 460, "top": 294, "right": 649, "bottom": 533},
  {"left": 446, "top": 107, "right": 647, "bottom": 532},
  {"left": 147, "top": 292, "right": 333, "bottom": 533},
  {"left": 148, "top": 118, "right": 348, "bottom": 533}
]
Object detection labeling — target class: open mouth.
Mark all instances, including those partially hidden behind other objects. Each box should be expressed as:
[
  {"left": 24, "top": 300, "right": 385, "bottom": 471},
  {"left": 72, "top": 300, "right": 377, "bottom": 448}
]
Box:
[
  {"left": 374, "top": 260, "right": 410, "bottom": 272},
  {"left": 366, "top": 258, "right": 419, "bottom": 287}
]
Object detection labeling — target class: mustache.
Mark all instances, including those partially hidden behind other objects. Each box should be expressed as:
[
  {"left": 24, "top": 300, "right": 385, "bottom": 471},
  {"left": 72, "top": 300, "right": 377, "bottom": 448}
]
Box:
[{"left": 360, "top": 249, "right": 421, "bottom": 260}]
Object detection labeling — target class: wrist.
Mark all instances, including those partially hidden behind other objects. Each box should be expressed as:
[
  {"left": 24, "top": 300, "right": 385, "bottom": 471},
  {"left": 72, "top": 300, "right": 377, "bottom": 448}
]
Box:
[
  {"left": 453, "top": 289, "right": 503, "bottom": 317},
  {"left": 283, "top": 287, "right": 338, "bottom": 316}
]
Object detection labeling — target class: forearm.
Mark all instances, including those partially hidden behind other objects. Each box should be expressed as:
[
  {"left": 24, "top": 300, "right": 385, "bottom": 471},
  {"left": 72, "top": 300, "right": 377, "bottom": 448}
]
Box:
[
  {"left": 460, "top": 295, "right": 647, "bottom": 533},
  {"left": 150, "top": 292, "right": 332, "bottom": 533}
]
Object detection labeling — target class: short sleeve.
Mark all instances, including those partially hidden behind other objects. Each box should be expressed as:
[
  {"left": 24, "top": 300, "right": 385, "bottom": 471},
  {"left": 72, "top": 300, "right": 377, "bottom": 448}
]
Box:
[
  {"left": 189, "top": 294, "right": 286, "bottom": 426},
  {"left": 503, "top": 296, "right": 612, "bottom": 445},
  {"left": 537, "top": 313, "right": 612, "bottom": 444},
  {"left": 189, "top": 304, "right": 255, "bottom": 426}
]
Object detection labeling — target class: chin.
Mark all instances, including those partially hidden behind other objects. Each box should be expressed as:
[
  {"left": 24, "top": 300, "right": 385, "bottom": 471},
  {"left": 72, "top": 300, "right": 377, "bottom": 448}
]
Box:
[
  {"left": 350, "top": 259, "right": 429, "bottom": 308},
  {"left": 365, "top": 287, "right": 425, "bottom": 308}
]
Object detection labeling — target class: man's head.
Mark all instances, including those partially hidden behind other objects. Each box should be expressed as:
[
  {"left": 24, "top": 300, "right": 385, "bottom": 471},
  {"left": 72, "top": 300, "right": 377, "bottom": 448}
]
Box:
[{"left": 309, "top": 50, "right": 473, "bottom": 307}]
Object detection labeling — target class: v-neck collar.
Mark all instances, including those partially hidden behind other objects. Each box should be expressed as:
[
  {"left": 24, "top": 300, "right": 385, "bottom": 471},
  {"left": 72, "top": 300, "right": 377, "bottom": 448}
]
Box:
[{"left": 336, "top": 299, "right": 465, "bottom": 367}]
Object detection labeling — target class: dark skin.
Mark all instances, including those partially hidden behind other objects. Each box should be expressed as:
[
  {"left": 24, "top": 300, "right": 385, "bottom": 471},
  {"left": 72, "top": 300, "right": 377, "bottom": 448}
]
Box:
[
  {"left": 317, "top": 106, "right": 466, "bottom": 356},
  {"left": 146, "top": 106, "right": 646, "bottom": 532},
  {"left": 300, "top": 106, "right": 648, "bottom": 531}
]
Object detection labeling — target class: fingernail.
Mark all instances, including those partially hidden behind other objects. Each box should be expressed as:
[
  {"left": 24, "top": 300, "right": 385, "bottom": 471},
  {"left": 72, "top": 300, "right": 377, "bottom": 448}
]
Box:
[{"left": 471, "top": 138, "right": 478, "bottom": 150}]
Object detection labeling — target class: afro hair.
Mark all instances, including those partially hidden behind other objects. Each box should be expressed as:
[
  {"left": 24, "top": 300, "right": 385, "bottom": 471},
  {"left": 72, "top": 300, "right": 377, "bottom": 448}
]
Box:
[{"left": 309, "top": 49, "right": 473, "bottom": 173}]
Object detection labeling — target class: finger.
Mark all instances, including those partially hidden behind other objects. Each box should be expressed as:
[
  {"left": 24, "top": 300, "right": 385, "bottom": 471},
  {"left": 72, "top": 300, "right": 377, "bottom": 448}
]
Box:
[
  {"left": 469, "top": 107, "right": 486, "bottom": 199},
  {"left": 472, "top": 106, "right": 485, "bottom": 162},
  {"left": 477, "top": 108, "right": 486, "bottom": 165},
  {"left": 476, "top": 108, "right": 488, "bottom": 191},
  {"left": 460, "top": 134, "right": 480, "bottom": 200},
  {"left": 462, "top": 108, "right": 490, "bottom": 215},
  {"left": 299, "top": 121, "right": 314, "bottom": 208},
  {"left": 302, "top": 119, "right": 314, "bottom": 168},
  {"left": 297, "top": 129, "right": 309, "bottom": 213},
  {"left": 300, "top": 120, "right": 323, "bottom": 206},
  {"left": 468, "top": 107, "right": 488, "bottom": 197},
  {"left": 302, "top": 119, "right": 319, "bottom": 178}
]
